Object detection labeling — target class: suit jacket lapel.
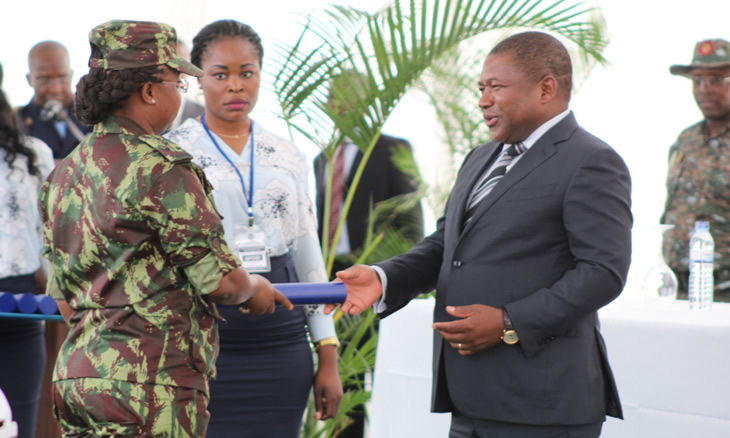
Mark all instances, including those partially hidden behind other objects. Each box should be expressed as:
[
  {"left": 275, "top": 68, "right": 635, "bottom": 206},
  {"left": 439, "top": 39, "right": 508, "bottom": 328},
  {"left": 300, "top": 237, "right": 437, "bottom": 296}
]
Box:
[
  {"left": 460, "top": 113, "right": 577, "bottom": 236},
  {"left": 449, "top": 143, "right": 502, "bottom": 226}
]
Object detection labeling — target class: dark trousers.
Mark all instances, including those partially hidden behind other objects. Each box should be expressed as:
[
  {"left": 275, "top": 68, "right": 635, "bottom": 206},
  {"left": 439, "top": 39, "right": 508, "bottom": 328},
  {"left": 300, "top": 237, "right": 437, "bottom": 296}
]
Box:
[{"left": 449, "top": 413, "right": 603, "bottom": 438}]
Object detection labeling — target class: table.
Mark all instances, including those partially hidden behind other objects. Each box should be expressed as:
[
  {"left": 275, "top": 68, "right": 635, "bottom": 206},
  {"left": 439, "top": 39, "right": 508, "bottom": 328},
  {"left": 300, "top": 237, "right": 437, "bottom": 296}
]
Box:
[
  {"left": 369, "top": 297, "right": 730, "bottom": 437},
  {"left": 369, "top": 298, "right": 450, "bottom": 438},
  {"left": 599, "top": 299, "right": 730, "bottom": 437}
]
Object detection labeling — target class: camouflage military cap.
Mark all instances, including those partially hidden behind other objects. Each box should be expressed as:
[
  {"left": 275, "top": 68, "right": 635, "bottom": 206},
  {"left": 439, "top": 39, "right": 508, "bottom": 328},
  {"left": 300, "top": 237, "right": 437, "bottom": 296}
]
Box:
[
  {"left": 88, "top": 20, "right": 202, "bottom": 77},
  {"left": 670, "top": 38, "right": 730, "bottom": 76}
]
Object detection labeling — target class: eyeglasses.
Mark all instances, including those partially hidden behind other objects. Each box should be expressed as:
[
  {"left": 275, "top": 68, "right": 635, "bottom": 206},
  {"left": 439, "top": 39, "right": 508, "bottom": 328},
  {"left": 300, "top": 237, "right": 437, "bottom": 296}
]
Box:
[
  {"left": 161, "top": 78, "right": 189, "bottom": 94},
  {"left": 690, "top": 76, "right": 730, "bottom": 89}
]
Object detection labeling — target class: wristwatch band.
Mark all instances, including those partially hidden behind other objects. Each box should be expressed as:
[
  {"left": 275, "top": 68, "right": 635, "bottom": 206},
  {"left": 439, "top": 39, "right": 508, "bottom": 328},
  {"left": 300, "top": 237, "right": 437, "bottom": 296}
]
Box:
[
  {"left": 502, "top": 309, "right": 514, "bottom": 330},
  {"left": 501, "top": 309, "right": 519, "bottom": 345}
]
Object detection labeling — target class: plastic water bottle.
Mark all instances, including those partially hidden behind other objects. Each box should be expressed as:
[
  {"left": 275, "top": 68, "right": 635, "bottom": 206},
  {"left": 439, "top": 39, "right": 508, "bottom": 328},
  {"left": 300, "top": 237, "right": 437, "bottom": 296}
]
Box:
[{"left": 688, "top": 221, "right": 714, "bottom": 311}]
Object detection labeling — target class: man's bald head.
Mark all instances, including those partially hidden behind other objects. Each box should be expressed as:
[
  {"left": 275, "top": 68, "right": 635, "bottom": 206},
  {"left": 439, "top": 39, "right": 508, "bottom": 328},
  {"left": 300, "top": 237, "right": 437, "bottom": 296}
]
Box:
[{"left": 27, "top": 40, "right": 73, "bottom": 107}]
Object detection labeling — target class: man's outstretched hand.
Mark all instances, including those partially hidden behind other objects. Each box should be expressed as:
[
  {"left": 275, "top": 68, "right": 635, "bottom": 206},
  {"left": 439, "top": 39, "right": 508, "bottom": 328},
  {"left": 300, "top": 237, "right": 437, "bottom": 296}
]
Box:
[{"left": 324, "top": 264, "right": 383, "bottom": 315}]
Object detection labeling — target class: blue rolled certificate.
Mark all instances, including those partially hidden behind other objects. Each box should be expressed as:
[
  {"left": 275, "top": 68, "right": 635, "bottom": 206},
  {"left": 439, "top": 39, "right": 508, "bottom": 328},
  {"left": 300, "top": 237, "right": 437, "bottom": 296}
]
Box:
[
  {"left": 36, "top": 295, "right": 59, "bottom": 315},
  {"left": 16, "top": 293, "right": 38, "bottom": 314},
  {"left": 273, "top": 282, "right": 347, "bottom": 305},
  {"left": 0, "top": 292, "right": 64, "bottom": 321},
  {"left": 0, "top": 292, "right": 17, "bottom": 313},
  {"left": 0, "top": 283, "right": 347, "bottom": 320}
]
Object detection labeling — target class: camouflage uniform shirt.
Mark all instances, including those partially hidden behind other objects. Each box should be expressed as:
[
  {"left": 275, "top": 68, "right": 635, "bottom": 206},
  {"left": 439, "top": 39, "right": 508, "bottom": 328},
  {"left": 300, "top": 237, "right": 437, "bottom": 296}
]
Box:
[
  {"left": 40, "top": 116, "right": 240, "bottom": 395},
  {"left": 661, "top": 121, "right": 730, "bottom": 284}
]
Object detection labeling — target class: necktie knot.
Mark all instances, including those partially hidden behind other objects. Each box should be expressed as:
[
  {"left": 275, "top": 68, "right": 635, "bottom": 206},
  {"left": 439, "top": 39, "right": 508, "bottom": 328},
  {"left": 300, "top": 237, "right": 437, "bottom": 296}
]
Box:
[{"left": 506, "top": 142, "right": 526, "bottom": 157}]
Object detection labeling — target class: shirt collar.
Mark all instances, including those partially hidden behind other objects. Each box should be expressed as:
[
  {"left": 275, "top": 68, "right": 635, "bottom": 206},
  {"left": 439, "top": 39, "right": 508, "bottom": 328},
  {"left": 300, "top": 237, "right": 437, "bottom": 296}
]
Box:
[{"left": 518, "top": 108, "right": 571, "bottom": 150}]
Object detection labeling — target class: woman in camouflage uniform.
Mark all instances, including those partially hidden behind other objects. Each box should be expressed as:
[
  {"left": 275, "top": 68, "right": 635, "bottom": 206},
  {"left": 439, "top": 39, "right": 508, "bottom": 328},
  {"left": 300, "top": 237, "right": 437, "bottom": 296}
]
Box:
[{"left": 39, "top": 20, "right": 291, "bottom": 438}]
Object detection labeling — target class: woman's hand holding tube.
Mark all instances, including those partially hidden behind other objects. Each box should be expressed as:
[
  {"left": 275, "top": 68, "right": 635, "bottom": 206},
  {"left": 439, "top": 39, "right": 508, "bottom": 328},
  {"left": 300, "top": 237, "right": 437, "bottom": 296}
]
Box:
[
  {"left": 208, "top": 268, "right": 293, "bottom": 313},
  {"left": 239, "top": 274, "right": 293, "bottom": 315}
]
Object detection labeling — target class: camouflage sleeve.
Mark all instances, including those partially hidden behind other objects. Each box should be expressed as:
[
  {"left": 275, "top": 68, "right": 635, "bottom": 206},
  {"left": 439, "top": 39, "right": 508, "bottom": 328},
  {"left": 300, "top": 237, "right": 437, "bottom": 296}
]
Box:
[
  {"left": 182, "top": 251, "right": 237, "bottom": 296},
  {"left": 141, "top": 162, "right": 240, "bottom": 295}
]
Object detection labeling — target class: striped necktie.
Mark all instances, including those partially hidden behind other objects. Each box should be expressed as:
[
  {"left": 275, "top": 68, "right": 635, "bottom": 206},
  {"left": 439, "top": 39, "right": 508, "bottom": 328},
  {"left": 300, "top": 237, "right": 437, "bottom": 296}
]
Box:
[{"left": 463, "top": 142, "right": 526, "bottom": 224}]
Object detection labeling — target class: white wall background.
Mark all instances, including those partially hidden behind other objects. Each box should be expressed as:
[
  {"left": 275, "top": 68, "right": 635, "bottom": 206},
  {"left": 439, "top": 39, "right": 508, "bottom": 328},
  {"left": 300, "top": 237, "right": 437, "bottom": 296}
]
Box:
[{"left": 1, "top": 0, "right": 727, "bottom": 297}]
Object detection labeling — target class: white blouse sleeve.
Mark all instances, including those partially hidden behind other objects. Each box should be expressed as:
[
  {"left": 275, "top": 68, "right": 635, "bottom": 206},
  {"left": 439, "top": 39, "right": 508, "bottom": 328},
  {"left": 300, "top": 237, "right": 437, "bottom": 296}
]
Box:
[{"left": 288, "top": 149, "right": 337, "bottom": 343}]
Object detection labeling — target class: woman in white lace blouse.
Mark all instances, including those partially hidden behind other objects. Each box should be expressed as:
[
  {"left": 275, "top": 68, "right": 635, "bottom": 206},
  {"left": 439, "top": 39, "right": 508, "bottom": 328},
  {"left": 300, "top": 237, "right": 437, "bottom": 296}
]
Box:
[{"left": 165, "top": 20, "right": 342, "bottom": 438}]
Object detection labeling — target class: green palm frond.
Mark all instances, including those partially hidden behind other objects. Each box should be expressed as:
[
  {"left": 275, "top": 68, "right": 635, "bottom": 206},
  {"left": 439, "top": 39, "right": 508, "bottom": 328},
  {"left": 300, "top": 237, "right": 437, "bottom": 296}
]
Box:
[
  {"left": 272, "top": 0, "right": 607, "bottom": 150},
  {"left": 269, "top": 0, "right": 607, "bottom": 271}
]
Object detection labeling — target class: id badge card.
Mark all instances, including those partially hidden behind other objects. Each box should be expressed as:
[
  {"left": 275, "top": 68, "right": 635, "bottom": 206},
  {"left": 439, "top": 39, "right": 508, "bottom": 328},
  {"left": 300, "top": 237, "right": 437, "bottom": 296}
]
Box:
[{"left": 235, "top": 225, "right": 271, "bottom": 273}]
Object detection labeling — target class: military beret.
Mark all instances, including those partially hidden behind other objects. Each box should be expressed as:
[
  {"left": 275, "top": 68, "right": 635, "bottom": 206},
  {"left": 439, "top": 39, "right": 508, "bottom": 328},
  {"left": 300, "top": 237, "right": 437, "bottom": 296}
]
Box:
[{"left": 88, "top": 19, "right": 202, "bottom": 77}]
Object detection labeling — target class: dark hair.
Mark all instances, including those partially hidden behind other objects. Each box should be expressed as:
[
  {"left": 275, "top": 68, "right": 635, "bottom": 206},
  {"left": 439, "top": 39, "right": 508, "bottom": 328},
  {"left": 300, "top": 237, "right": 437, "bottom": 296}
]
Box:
[
  {"left": 0, "top": 61, "right": 40, "bottom": 177},
  {"left": 75, "top": 45, "right": 164, "bottom": 126},
  {"left": 490, "top": 31, "right": 573, "bottom": 98},
  {"left": 191, "top": 20, "right": 263, "bottom": 69}
]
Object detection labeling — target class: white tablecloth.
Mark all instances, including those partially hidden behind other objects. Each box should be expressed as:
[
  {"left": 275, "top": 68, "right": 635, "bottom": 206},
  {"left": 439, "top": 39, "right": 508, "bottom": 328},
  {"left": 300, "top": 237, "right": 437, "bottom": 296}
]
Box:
[
  {"left": 369, "top": 297, "right": 730, "bottom": 437},
  {"left": 369, "top": 299, "right": 451, "bottom": 438}
]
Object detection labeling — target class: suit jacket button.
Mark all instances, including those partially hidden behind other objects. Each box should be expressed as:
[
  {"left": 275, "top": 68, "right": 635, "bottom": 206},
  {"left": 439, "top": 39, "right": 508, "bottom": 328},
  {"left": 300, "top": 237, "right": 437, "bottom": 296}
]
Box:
[{"left": 452, "top": 260, "right": 462, "bottom": 268}]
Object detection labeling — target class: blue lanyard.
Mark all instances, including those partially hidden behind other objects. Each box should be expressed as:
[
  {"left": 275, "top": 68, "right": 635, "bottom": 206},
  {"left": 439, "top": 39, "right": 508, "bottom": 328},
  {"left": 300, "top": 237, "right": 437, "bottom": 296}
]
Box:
[{"left": 201, "top": 113, "right": 255, "bottom": 226}]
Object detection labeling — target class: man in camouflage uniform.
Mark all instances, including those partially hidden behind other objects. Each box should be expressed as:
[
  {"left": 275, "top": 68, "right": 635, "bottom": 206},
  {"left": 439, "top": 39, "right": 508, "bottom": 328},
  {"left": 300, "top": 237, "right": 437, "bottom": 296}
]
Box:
[
  {"left": 40, "top": 20, "right": 280, "bottom": 437},
  {"left": 662, "top": 38, "right": 730, "bottom": 302}
]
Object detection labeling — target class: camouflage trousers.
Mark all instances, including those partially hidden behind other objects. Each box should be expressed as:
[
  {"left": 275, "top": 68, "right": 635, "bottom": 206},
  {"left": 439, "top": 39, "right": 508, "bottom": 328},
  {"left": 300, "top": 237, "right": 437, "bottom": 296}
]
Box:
[{"left": 52, "top": 378, "right": 209, "bottom": 437}]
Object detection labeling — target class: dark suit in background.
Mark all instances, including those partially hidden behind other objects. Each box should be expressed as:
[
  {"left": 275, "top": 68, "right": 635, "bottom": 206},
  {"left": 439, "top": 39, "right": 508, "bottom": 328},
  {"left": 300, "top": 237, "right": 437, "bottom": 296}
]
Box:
[
  {"left": 332, "top": 31, "right": 632, "bottom": 437},
  {"left": 314, "top": 134, "right": 424, "bottom": 265},
  {"left": 17, "top": 101, "right": 91, "bottom": 159}
]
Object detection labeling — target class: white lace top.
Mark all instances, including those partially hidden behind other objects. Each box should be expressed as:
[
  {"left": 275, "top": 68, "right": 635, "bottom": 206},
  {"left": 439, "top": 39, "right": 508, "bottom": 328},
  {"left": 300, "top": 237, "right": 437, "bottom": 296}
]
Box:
[
  {"left": 0, "top": 136, "right": 54, "bottom": 278},
  {"left": 166, "top": 118, "right": 336, "bottom": 342}
]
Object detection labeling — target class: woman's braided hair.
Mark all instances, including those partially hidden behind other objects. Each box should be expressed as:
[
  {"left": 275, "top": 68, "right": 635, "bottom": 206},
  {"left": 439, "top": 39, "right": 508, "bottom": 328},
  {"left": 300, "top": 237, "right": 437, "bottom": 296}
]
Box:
[{"left": 75, "top": 45, "right": 163, "bottom": 125}]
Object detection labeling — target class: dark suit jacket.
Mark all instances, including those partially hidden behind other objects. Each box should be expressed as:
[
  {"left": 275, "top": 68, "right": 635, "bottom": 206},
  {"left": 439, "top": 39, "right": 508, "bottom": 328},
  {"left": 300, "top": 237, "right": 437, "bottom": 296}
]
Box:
[
  {"left": 17, "top": 101, "right": 92, "bottom": 159},
  {"left": 314, "top": 134, "right": 424, "bottom": 253},
  {"left": 377, "top": 112, "right": 631, "bottom": 426}
]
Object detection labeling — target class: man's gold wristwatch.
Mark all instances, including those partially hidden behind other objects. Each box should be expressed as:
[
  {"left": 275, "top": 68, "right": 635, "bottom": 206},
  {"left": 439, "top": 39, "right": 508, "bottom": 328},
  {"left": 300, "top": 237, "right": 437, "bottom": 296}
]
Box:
[{"left": 501, "top": 309, "right": 519, "bottom": 345}]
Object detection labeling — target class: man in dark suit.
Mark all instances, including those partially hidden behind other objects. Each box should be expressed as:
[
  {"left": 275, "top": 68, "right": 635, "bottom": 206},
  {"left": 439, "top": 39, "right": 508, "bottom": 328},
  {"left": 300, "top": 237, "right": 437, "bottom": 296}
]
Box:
[
  {"left": 327, "top": 31, "right": 632, "bottom": 437},
  {"left": 314, "top": 134, "right": 424, "bottom": 266},
  {"left": 17, "top": 41, "right": 91, "bottom": 161}
]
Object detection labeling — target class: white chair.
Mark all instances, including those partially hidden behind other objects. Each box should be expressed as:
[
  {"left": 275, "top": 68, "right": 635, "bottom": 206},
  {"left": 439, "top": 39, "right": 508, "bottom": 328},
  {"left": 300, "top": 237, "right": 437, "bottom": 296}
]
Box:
[{"left": 0, "top": 388, "right": 18, "bottom": 438}]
